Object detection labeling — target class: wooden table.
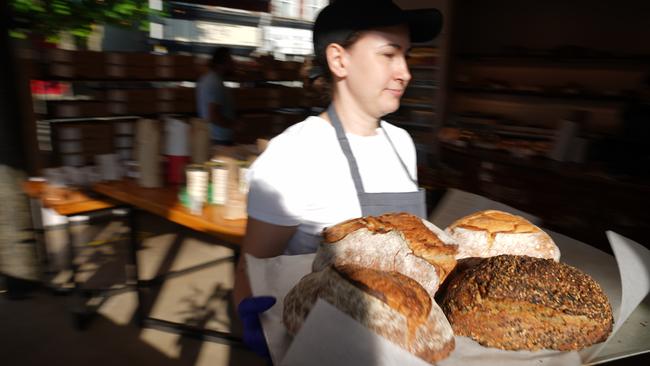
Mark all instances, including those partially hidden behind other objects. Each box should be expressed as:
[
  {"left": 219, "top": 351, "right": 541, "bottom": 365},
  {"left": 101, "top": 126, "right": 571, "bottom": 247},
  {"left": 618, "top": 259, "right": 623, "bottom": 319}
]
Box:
[
  {"left": 23, "top": 180, "right": 122, "bottom": 328},
  {"left": 93, "top": 179, "right": 246, "bottom": 244},
  {"left": 23, "top": 180, "right": 116, "bottom": 216},
  {"left": 91, "top": 179, "right": 246, "bottom": 344}
]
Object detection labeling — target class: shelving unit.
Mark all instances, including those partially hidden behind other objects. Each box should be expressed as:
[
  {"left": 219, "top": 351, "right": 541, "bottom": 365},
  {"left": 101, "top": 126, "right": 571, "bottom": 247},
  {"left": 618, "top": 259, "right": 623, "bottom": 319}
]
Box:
[
  {"left": 431, "top": 0, "right": 650, "bottom": 250},
  {"left": 19, "top": 48, "right": 314, "bottom": 170},
  {"left": 438, "top": 143, "right": 650, "bottom": 253},
  {"left": 446, "top": 54, "right": 646, "bottom": 150}
]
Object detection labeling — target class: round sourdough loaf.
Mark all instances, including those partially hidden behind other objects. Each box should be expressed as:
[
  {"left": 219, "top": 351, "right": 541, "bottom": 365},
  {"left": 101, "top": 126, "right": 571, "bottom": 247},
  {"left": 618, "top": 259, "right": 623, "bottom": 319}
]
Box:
[
  {"left": 440, "top": 255, "right": 613, "bottom": 351},
  {"left": 283, "top": 264, "right": 455, "bottom": 364},
  {"left": 444, "top": 210, "right": 560, "bottom": 261},
  {"left": 312, "top": 212, "right": 458, "bottom": 296}
]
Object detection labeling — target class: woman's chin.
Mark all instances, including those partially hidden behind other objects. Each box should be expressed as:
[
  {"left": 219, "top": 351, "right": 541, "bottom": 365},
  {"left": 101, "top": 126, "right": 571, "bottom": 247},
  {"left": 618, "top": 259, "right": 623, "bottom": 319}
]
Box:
[{"left": 379, "top": 100, "right": 400, "bottom": 116}]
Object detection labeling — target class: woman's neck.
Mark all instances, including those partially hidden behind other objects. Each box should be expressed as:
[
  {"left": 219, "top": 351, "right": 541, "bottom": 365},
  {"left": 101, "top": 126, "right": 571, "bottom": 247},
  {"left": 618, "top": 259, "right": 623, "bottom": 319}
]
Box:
[{"left": 321, "top": 94, "right": 380, "bottom": 136}]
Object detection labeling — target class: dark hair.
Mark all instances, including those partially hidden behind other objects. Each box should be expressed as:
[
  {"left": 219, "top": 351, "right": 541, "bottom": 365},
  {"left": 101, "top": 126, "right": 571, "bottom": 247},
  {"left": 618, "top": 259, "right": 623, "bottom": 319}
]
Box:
[
  {"left": 210, "top": 47, "right": 232, "bottom": 67},
  {"left": 314, "top": 30, "right": 364, "bottom": 82}
]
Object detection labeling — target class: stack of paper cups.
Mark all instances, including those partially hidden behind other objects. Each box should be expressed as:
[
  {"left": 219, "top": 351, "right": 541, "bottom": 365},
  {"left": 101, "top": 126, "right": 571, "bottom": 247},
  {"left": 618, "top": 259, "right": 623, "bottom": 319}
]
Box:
[
  {"left": 186, "top": 164, "right": 208, "bottom": 215},
  {"left": 207, "top": 160, "right": 228, "bottom": 205},
  {"left": 164, "top": 117, "right": 190, "bottom": 156},
  {"left": 164, "top": 116, "right": 190, "bottom": 184}
]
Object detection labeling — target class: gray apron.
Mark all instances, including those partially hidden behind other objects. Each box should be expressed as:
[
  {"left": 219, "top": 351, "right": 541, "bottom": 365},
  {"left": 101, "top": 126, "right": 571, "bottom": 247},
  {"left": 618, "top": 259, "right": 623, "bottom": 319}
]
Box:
[
  {"left": 327, "top": 104, "right": 427, "bottom": 218},
  {"left": 284, "top": 105, "right": 427, "bottom": 255}
]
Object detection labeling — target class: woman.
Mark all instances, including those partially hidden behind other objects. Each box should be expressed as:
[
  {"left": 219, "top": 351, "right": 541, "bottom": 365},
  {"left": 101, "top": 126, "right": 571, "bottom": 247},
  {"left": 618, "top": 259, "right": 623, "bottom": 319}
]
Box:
[{"left": 235, "top": 0, "right": 443, "bottom": 358}]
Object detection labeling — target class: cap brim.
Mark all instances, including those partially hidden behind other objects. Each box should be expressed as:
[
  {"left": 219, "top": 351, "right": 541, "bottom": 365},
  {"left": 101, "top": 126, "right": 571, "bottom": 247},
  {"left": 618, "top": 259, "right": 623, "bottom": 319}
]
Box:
[{"left": 405, "top": 8, "right": 443, "bottom": 43}]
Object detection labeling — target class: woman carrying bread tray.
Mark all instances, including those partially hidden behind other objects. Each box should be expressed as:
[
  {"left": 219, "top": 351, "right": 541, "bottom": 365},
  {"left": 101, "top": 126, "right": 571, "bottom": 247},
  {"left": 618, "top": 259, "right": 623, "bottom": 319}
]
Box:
[{"left": 234, "top": 0, "right": 444, "bottom": 360}]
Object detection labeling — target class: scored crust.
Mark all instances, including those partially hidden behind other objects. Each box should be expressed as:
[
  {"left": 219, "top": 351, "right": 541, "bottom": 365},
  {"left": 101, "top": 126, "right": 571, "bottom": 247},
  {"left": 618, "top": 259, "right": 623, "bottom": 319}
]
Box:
[
  {"left": 440, "top": 255, "right": 613, "bottom": 351},
  {"left": 313, "top": 212, "right": 458, "bottom": 296},
  {"left": 283, "top": 264, "right": 455, "bottom": 363},
  {"left": 445, "top": 210, "right": 560, "bottom": 261}
]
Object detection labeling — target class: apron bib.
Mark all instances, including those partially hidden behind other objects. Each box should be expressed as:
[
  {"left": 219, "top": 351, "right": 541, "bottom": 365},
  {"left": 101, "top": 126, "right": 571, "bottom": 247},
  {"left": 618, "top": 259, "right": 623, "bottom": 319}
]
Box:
[
  {"left": 286, "top": 105, "right": 427, "bottom": 255},
  {"left": 327, "top": 104, "right": 427, "bottom": 218}
]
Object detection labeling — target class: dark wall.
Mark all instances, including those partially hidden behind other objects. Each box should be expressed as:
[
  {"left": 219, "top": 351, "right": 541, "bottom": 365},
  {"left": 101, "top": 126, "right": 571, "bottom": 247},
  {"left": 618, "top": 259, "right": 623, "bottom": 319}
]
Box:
[
  {"left": 1, "top": 2, "right": 26, "bottom": 169},
  {"left": 455, "top": 0, "right": 650, "bottom": 55}
]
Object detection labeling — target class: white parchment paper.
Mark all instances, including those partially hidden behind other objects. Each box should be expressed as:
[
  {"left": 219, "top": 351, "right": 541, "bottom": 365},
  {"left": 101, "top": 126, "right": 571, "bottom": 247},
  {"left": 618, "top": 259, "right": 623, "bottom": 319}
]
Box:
[{"left": 246, "top": 230, "right": 650, "bottom": 366}]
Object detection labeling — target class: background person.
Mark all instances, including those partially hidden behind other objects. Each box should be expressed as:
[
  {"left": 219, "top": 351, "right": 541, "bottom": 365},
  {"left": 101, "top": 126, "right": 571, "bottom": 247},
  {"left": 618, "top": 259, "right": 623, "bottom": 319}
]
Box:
[{"left": 196, "top": 47, "right": 236, "bottom": 145}]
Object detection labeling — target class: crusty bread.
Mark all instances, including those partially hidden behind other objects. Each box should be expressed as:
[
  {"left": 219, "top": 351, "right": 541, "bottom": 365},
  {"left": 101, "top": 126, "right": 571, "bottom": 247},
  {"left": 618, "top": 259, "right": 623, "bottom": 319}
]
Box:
[
  {"left": 283, "top": 264, "right": 455, "bottom": 364},
  {"left": 445, "top": 210, "right": 560, "bottom": 261},
  {"left": 440, "top": 255, "right": 613, "bottom": 351},
  {"left": 313, "top": 212, "right": 458, "bottom": 296}
]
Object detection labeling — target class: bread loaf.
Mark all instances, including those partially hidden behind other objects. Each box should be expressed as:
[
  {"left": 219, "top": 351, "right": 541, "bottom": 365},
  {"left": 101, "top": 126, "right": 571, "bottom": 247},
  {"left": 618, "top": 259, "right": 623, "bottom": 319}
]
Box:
[
  {"left": 445, "top": 210, "right": 560, "bottom": 261},
  {"left": 440, "top": 255, "right": 613, "bottom": 351},
  {"left": 313, "top": 212, "right": 458, "bottom": 296},
  {"left": 283, "top": 264, "right": 455, "bottom": 364}
]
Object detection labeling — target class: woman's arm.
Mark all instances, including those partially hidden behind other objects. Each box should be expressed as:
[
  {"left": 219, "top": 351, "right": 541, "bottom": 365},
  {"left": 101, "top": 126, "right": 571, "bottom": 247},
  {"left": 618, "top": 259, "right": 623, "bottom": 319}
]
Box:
[{"left": 233, "top": 217, "right": 298, "bottom": 306}]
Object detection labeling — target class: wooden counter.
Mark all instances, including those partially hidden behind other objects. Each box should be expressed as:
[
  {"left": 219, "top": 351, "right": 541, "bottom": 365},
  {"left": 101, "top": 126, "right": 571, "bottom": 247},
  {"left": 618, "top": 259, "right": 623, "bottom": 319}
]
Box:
[
  {"left": 92, "top": 180, "right": 246, "bottom": 245},
  {"left": 22, "top": 180, "right": 116, "bottom": 216}
]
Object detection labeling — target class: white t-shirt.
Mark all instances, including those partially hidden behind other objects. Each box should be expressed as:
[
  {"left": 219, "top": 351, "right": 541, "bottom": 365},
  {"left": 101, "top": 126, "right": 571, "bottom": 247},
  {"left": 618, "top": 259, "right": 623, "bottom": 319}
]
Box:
[{"left": 247, "top": 116, "right": 419, "bottom": 254}]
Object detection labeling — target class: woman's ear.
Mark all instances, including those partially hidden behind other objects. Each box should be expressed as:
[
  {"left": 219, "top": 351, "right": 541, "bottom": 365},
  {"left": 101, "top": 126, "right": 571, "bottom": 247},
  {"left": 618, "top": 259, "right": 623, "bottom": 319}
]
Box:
[{"left": 325, "top": 43, "right": 348, "bottom": 78}]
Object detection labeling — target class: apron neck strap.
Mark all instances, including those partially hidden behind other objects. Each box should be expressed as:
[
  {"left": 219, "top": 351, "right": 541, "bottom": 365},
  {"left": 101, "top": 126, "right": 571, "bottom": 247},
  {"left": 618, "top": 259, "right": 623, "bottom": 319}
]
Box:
[
  {"left": 327, "top": 104, "right": 367, "bottom": 194},
  {"left": 327, "top": 104, "right": 418, "bottom": 194}
]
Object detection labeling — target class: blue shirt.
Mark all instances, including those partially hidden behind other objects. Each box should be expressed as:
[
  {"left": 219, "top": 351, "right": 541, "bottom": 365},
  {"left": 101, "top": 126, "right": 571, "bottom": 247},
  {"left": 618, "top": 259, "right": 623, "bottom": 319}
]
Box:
[{"left": 196, "top": 71, "right": 235, "bottom": 142}]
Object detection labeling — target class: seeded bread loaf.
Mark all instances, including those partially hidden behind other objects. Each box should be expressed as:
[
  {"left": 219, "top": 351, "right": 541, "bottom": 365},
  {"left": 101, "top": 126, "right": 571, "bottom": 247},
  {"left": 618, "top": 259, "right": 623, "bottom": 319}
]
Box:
[
  {"left": 283, "top": 264, "right": 455, "bottom": 364},
  {"left": 445, "top": 210, "right": 560, "bottom": 261},
  {"left": 313, "top": 212, "right": 458, "bottom": 296},
  {"left": 440, "top": 255, "right": 613, "bottom": 351}
]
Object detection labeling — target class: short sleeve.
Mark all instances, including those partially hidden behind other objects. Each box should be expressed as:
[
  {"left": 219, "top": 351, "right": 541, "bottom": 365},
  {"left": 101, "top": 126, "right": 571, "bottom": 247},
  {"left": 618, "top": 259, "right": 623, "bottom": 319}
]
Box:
[{"left": 246, "top": 134, "right": 305, "bottom": 226}]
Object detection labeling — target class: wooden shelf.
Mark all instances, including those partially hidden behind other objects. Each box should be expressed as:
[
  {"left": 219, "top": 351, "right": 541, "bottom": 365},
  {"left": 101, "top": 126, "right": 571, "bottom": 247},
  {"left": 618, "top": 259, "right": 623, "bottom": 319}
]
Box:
[
  {"left": 454, "top": 86, "right": 628, "bottom": 102},
  {"left": 458, "top": 54, "right": 650, "bottom": 70},
  {"left": 438, "top": 144, "right": 650, "bottom": 253},
  {"left": 400, "top": 102, "right": 436, "bottom": 110},
  {"left": 409, "top": 65, "right": 440, "bottom": 71},
  {"left": 408, "top": 84, "right": 439, "bottom": 90}
]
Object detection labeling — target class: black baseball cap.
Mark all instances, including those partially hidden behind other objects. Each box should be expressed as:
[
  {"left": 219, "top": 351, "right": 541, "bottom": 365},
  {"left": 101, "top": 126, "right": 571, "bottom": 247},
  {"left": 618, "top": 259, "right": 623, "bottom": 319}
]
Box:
[{"left": 313, "top": 0, "right": 443, "bottom": 65}]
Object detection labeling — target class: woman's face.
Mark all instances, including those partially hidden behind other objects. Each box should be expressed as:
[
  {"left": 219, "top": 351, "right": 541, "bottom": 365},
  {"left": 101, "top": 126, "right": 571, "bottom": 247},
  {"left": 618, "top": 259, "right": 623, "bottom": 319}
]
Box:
[{"left": 343, "top": 25, "right": 412, "bottom": 118}]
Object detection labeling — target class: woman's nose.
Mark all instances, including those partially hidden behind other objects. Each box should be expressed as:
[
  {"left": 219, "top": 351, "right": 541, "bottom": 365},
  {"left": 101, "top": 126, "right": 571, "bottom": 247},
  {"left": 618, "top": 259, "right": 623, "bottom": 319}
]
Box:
[{"left": 396, "top": 56, "right": 412, "bottom": 84}]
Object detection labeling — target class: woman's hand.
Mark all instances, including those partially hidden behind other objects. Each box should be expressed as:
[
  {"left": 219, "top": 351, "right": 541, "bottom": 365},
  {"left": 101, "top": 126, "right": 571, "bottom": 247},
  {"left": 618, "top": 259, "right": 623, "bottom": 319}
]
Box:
[
  {"left": 233, "top": 218, "right": 296, "bottom": 360},
  {"left": 238, "top": 296, "right": 277, "bottom": 358}
]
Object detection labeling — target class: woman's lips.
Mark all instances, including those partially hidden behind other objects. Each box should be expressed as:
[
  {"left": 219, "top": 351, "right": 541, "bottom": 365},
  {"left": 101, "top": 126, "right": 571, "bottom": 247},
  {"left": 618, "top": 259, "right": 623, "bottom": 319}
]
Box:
[{"left": 386, "top": 88, "right": 405, "bottom": 97}]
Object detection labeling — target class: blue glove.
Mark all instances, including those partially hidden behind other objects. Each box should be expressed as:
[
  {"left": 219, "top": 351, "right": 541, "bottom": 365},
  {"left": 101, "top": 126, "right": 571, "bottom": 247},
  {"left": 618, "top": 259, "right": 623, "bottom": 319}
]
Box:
[{"left": 238, "top": 296, "right": 277, "bottom": 358}]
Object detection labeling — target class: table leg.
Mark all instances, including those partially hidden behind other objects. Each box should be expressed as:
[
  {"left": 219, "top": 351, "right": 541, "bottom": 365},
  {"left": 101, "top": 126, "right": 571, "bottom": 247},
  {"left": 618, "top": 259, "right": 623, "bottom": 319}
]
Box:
[
  {"left": 67, "top": 215, "right": 96, "bottom": 329},
  {"left": 26, "top": 196, "right": 49, "bottom": 275},
  {"left": 126, "top": 205, "right": 145, "bottom": 327},
  {"left": 66, "top": 217, "right": 80, "bottom": 291}
]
